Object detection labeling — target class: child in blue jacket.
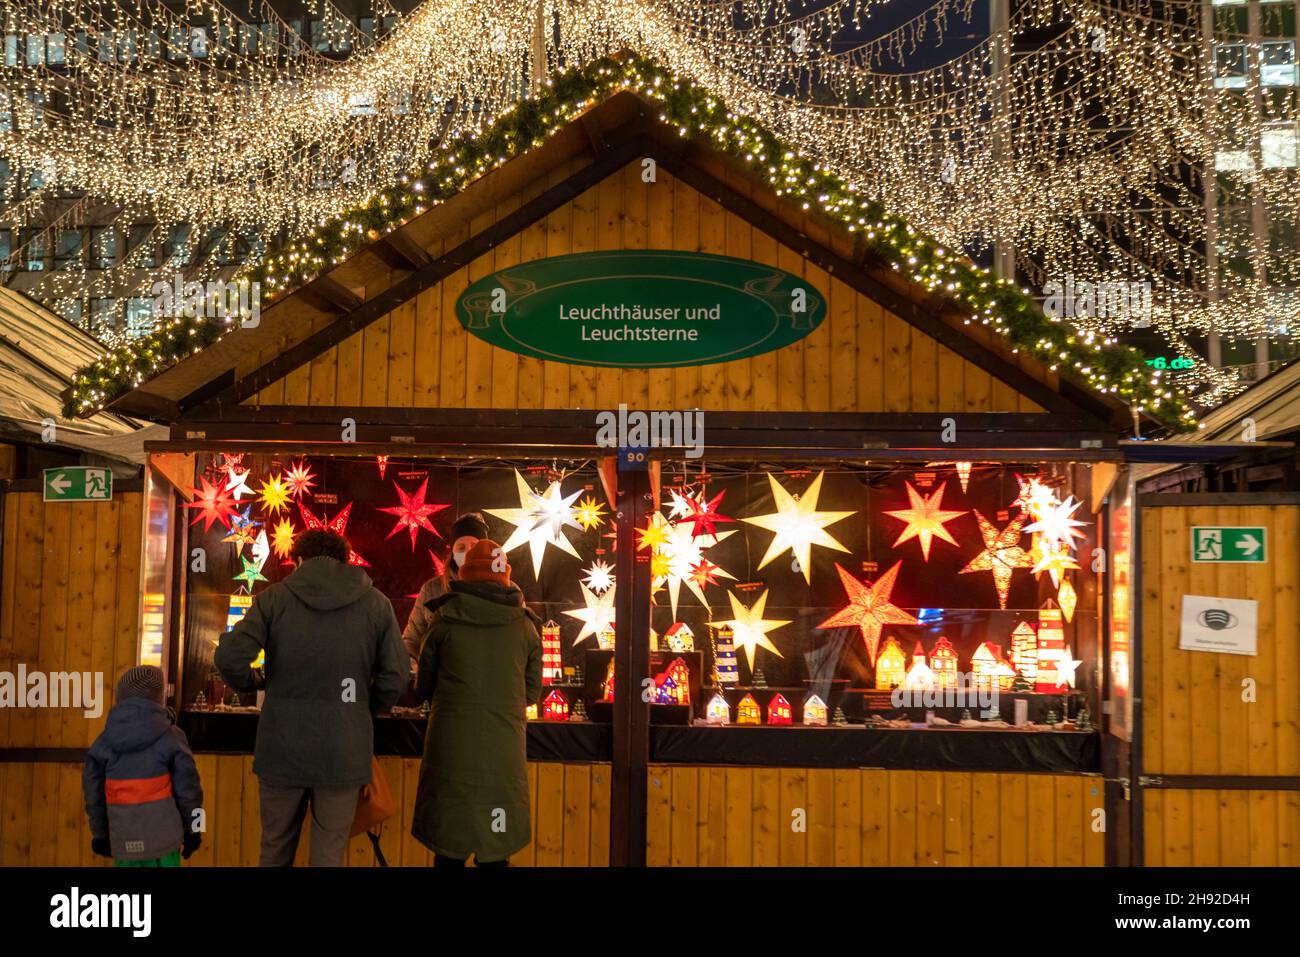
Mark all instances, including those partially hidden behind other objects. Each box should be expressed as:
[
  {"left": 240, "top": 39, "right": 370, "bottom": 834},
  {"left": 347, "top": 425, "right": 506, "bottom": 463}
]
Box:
[{"left": 83, "top": 666, "right": 204, "bottom": 866}]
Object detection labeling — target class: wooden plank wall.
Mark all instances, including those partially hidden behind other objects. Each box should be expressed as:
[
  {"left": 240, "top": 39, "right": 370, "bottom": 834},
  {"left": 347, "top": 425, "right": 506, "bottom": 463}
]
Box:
[
  {"left": 245, "top": 162, "right": 1047, "bottom": 415},
  {"left": 1140, "top": 502, "right": 1300, "bottom": 866},
  {"left": 0, "top": 757, "right": 610, "bottom": 867},
  {"left": 645, "top": 765, "right": 1106, "bottom": 866},
  {"left": 0, "top": 491, "right": 143, "bottom": 750}
]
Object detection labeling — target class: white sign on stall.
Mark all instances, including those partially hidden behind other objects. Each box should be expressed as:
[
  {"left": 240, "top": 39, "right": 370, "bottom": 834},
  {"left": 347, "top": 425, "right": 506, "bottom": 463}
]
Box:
[{"left": 1178, "top": 595, "right": 1258, "bottom": 656}]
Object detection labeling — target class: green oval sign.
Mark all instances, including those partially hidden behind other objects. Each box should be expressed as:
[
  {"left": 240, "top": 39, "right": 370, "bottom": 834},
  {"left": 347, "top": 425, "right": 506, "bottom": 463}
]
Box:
[{"left": 456, "top": 251, "right": 825, "bottom": 368}]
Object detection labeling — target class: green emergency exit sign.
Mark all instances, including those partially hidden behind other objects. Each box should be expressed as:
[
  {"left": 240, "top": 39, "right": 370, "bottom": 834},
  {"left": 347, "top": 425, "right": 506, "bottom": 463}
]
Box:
[
  {"left": 1191, "top": 526, "right": 1266, "bottom": 563},
  {"left": 42, "top": 467, "right": 113, "bottom": 502}
]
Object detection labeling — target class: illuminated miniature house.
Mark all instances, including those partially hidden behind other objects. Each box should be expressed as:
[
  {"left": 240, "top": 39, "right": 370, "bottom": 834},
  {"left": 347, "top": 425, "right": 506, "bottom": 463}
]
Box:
[
  {"left": 902, "top": 641, "right": 934, "bottom": 691},
  {"left": 736, "top": 693, "right": 762, "bottom": 725},
  {"left": 653, "top": 657, "right": 691, "bottom": 705},
  {"left": 802, "top": 694, "right": 828, "bottom": 726},
  {"left": 971, "top": 642, "right": 1015, "bottom": 691},
  {"left": 541, "top": 619, "right": 563, "bottom": 685},
  {"left": 1035, "top": 603, "right": 1068, "bottom": 693},
  {"left": 706, "top": 693, "right": 731, "bottom": 725},
  {"left": 541, "top": 689, "right": 569, "bottom": 721},
  {"left": 929, "top": 636, "right": 959, "bottom": 690},
  {"left": 525, "top": 703, "right": 538, "bottom": 720},
  {"left": 874, "top": 636, "right": 907, "bottom": 689},
  {"left": 767, "top": 692, "right": 793, "bottom": 725},
  {"left": 1010, "top": 621, "right": 1039, "bottom": 684},
  {"left": 602, "top": 656, "right": 615, "bottom": 702},
  {"left": 713, "top": 624, "right": 740, "bottom": 685},
  {"left": 597, "top": 623, "right": 616, "bottom": 650},
  {"left": 663, "top": 622, "right": 696, "bottom": 653},
  {"left": 225, "top": 593, "right": 253, "bottom": 632}
]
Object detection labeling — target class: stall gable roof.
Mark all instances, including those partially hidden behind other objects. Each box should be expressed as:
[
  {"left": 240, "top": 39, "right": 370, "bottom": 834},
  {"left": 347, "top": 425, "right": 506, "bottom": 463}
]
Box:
[
  {"left": 101, "top": 84, "right": 1129, "bottom": 429},
  {"left": 0, "top": 287, "right": 145, "bottom": 457}
]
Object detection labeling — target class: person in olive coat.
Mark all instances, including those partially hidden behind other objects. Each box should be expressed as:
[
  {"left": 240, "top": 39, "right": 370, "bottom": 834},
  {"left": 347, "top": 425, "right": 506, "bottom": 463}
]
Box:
[
  {"left": 412, "top": 539, "right": 542, "bottom": 866},
  {"left": 215, "top": 528, "right": 409, "bottom": 866}
]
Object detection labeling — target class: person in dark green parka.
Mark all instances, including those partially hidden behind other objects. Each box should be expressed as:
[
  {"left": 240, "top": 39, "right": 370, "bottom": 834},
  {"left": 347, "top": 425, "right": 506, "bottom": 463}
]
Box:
[{"left": 412, "top": 539, "right": 542, "bottom": 866}]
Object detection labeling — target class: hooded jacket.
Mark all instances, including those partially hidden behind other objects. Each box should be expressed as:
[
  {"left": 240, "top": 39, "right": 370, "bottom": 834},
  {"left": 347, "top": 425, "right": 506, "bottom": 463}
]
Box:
[
  {"left": 83, "top": 698, "right": 203, "bottom": 861},
  {"left": 411, "top": 579, "right": 542, "bottom": 861},
  {"left": 215, "top": 556, "right": 409, "bottom": 788}
]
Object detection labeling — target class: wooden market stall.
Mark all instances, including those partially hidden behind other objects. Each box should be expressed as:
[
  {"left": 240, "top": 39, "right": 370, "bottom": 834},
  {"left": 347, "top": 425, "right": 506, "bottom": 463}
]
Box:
[{"left": 11, "top": 57, "right": 1281, "bottom": 868}]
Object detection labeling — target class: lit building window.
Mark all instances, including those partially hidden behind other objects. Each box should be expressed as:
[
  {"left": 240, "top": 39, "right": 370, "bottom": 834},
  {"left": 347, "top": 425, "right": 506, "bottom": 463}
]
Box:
[
  {"left": 55, "top": 229, "right": 83, "bottom": 270},
  {"left": 26, "top": 34, "right": 44, "bottom": 66},
  {"left": 1262, "top": 41, "right": 1298, "bottom": 87},
  {"left": 1261, "top": 123, "right": 1299, "bottom": 169},
  {"left": 126, "top": 298, "right": 157, "bottom": 338},
  {"left": 1213, "top": 43, "right": 1248, "bottom": 89}
]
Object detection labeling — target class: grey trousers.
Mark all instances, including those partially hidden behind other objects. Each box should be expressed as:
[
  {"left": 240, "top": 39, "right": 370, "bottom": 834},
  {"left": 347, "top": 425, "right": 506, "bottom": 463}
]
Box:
[{"left": 258, "top": 780, "right": 358, "bottom": 867}]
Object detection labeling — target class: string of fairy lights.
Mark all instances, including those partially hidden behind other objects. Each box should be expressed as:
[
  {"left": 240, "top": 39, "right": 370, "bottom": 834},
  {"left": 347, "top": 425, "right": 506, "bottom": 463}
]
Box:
[{"left": 3, "top": 0, "right": 1296, "bottom": 412}]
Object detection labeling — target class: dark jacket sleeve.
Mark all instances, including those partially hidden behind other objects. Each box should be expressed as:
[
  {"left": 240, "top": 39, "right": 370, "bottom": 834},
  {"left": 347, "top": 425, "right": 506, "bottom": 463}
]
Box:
[
  {"left": 523, "top": 620, "right": 543, "bottom": 707},
  {"left": 215, "top": 590, "right": 272, "bottom": 694},
  {"left": 369, "top": 595, "right": 410, "bottom": 714},
  {"left": 415, "top": 616, "right": 447, "bottom": 702},
  {"left": 167, "top": 727, "right": 205, "bottom": 835},
  {"left": 82, "top": 740, "right": 109, "bottom": 840}
]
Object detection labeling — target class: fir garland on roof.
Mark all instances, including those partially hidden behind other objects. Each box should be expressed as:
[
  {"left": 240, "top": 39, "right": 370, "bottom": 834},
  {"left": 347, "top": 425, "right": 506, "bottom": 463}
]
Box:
[{"left": 66, "top": 55, "right": 1196, "bottom": 429}]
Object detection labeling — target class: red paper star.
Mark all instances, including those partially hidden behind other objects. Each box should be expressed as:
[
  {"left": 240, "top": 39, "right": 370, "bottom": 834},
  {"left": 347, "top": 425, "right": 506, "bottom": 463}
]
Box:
[
  {"left": 681, "top": 490, "right": 734, "bottom": 539},
  {"left": 297, "top": 500, "right": 368, "bottom": 566},
  {"left": 688, "top": 558, "right": 722, "bottom": 589},
  {"left": 378, "top": 478, "right": 450, "bottom": 550},
  {"left": 816, "top": 561, "right": 918, "bottom": 665},
  {"left": 186, "top": 476, "right": 238, "bottom": 532},
  {"left": 284, "top": 459, "right": 316, "bottom": 498},
  {"left": 883, "top": 481, "right": 966, "bottom": 561}
]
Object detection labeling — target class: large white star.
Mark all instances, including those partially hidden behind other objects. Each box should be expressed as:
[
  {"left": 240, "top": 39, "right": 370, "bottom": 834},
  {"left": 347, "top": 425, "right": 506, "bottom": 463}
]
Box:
[
  {"left": 718, "top": 589, "right": 790, "bottom": 671},
  {"left": 1055, "top": 649, "right": 1083, "bottom": 688},
  {"left": 564, "top": 582, "right": 617, "bottom": 647},
  {"left": 486, "top": 470, "right": 582, "bottom": 578},
  {"left": 653, "top": 514, "right": 736, "bottom": 618},
  {"left": 741, "top": 471, "right": 853, "bottom": 583}
]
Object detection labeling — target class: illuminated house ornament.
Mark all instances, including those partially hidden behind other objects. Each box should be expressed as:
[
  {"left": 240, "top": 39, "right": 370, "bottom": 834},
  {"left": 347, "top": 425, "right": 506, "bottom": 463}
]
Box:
[
  {"left": 818, "top": 561, "right": 918, "bottom": 665},
  {"left": 564, "top": 581, "right": 617, "bottom": 647},
  {"left": 713, "top": 624, "right": 740, "bottom": 686},
  {"left": 257, "top": 473, "right": 293, "bottom": 516},
  {"left": 883, "top": 481, "right": 966, "bottom": 561},
  {"left": 1057, "top": 578, "right": 1078, "bottom": 623},
  {"left": 541, "top": 620, "right": 563, "bottom": 685},
  {"left": 972, "top": 642, "right": 1017, "bottom": 691},
  {"left": 541, "top": 690, "right": 569, "bottom": 721},
  {"left": 706, "top": 693, "right": 731, "bottom": 725},
  {"left": 525, "top": 703, "right": 538, "bottom": 720},
  {"left": 767, "top": 693, "right": 793, "bottom": 725},
  {"left": 1035, "top": 603, "right": 1069, "bottom": 693},
  {"left": 602, "top": 657, "right": 616, "bottom": 702},
  {"left": 663, "top": 622, "right": 695, "bottom": 653},
  {"left": 284, "top": 459, "right": 317, "bottom": 499},
  {"left": 741, "top": 470, "right": 853, "bottom": 584},
  {"left": 1010, "top": 621, "right": 1039, "bottom": 683},
  {"left": 960, "top": 512, "right": 1033, "bottom": 609},
  {"left": 598, "top": 624, "right": 617, "bottom": 650},
  {"left": 929, "top": 636, "right": 959, "bottom": 690},
  {"left": 874, "top": 637, "right": 907, "bottom": 690},
  {"left": 486, "top": 469, "right": 583, "bottom": 578},
  {"left": 297, "top": 501, "right": 368, "bottom": 566},
  {"left": 225, "top": 593, "right": 253, "bottom": 632},
  {"left": 653, "top": 658, "right": 691, "bottom": 706},
  {"left": 736, "top": 693, "right": 762, "bottom": 725},
  {"left": 582, "top": 558, "right": 615, "bottom": 594},
  {"left": 186, "top": 475, "right": 238, "bottom": 532},
  {"left": 719, "top": 589, "right": 790, "bottom": 671},
  {"left": 902, "top": 642, "right": 934, "bottom": 691},
  {"left": 378, "top": 477, "right": 450, "bottom": 550},
  {"left": 802, "top": 694, "right": 829, "bottom": 726}
]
